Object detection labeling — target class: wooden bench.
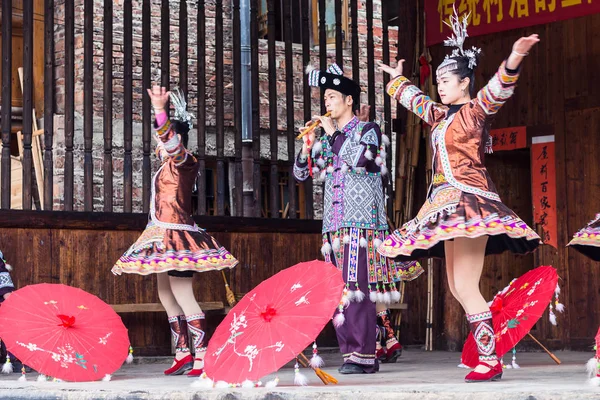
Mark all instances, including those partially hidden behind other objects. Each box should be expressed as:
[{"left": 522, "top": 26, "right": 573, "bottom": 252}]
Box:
[{"left": 109, "top": 301, "right": 230, "bottom": 315}]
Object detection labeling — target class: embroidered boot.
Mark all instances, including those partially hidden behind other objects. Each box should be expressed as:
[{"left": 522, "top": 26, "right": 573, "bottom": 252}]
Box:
[
  {"left": 378, "top": 309, "right": 402, "bottom": 363},
  {"left": 186, "top": 313, "right": 207, "bottom": 377},
  {"left": 465, "top": 311, "right": 503, "bottom": 383},
  {"left": 164, "top": 315, "right": 193, "bottom": 375}
]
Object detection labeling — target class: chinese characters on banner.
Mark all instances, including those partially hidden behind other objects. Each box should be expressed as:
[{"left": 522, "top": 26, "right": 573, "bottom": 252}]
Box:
[
  {"left": 531, "top": 135, "right": 558, "bottom": 249},
  {"left": 426, "top": 1, "right": 600, "bottom": 46},
  {"left": 490, "top": 126, "right": 527, "bottom": 152}
]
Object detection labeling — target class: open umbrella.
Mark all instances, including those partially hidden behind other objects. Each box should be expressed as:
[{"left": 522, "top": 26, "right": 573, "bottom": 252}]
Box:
[
  {"left": 203, "top": 260, "right": 344, "bottom": 384},
  {"left": 461, "top": 266, "right": 562, "bottom": 367},
  {"left": 0, "top": 284, "right": 130, "bottom": 382}
]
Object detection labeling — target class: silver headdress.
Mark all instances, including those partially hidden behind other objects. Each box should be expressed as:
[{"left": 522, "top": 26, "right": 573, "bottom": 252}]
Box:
[
  {"left": 436, "top": 6, "right": 481, "bottom": 76},
  {"left": 169, "top": 87, "right": 194, "bottom": 129}
]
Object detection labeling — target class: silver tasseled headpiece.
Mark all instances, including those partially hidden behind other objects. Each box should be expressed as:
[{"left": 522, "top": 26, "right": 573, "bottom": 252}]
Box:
[
  {"left": 436, "top": 6, "right": 481, "bottom": 76},
  {"left": 169, "top": 87, "right": 194, "bottom": 129}
]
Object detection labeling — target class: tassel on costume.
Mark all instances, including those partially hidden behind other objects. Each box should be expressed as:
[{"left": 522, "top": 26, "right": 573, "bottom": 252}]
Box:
[
  {"left": 17, "top": 367, "right": 26, "bottom": 382},
  {"left": 126, "top": 345, "right": 134, "bottom": 364},
  {"left": 333, "top": 304, "right": 345, "bottom": 328},
  {"left": 265, "top": 377, "right": 279, "bottom": 388},
  {"left": 2, "top": 355, "right": 13, "bottom": 374}
]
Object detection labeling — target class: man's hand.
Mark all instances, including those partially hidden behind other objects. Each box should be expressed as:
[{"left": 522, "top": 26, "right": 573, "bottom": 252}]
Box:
[
  {"left": 315, "top": 115, "right": 336, "bottom": 136},
  {"left": 300, "top": 120, "right": 316, "bottom": 155}
]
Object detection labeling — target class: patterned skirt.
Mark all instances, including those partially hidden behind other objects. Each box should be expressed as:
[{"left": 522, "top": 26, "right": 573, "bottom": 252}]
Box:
[
  {"left": 568, "top": 213, "right": 600, "bottom": 261},
  {"left": 378, "top": 174, "right": 541, "bottom": 261},
  {"left": 111, "top": 222, "right": 238, "bottom": 275}
]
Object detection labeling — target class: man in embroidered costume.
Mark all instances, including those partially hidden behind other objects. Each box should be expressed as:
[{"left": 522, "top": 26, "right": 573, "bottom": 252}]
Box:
[
  {"left": 568, "top": 213, "right": 600, "bottom": 261},
  {"left": 111, "top": 87, "right": 238, "bottom": 377},
  {"left": 294, "top": 63, "right": 423, "bottom": 374},
  {"left": 378, "top": 10, "right": 541, "bottom": 382}
]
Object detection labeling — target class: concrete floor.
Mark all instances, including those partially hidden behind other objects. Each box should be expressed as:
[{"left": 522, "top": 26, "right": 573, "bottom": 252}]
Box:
[{"left": 0, "top": 349, "right": 598, "bottom": 399}]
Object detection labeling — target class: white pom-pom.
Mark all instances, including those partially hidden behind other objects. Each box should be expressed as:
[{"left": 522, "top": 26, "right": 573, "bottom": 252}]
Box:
[
  {"left": 345, "top": 289, "right": 355, "bottom": 302},
  {"left": 353, "top": 133, "right": 361, "bottom": 142},
  {"left": 18, "top": 373, "right": 26, "bottom": 382},
  {"left": 549, "top": 310, "right": 557, "bottom": 326},
  {"left": 294, "top": 369, "right": 308, "bottom": 386},
  {"left": 326, "top": 165, "right": 334, "bottom": 174},
  {"left": 380, "top": 164, "right": 388, "bottom": 176},
  {"left": 373, "top": 238, "right": 383, "bottom": 249},
  {"left": 369, "top": 291, "right": 378, "bottom": 303},
  {"left": 36, "top": 374, "right": 47, "bottom": 382},
  {"left": 317, "top": 158, "right": 326, "bottom": 168},
  {"left": 341, "top": 295, "right": 350, "bottom": 307},
  {"left": 555, "top": 302, "right": 565, "bottom": 313},
  {"left": 382, "top": 291, "right": 392, "bottom": 304},
  {"left": 2, "top": 359, "right": 13, "bottom": 374},
  {"left": 341, "top": 163, "right": 349, "bottom": 173},
  {"left": 382, "top": 134, "right": 390, "bottom": 147},
  {"left": 359, "top": 237, "right": 368, "bottom": 248},
  {"left": 332, "top": 237, "right": 341, "bottom": 251},
  {"left": 241, "top": 380, "right": 255, "bottom": 388},
  {"left": 319, "top": 170, "right": 326, "bottom": 181},
  {"left": 5, "top": 263, "right": 12, "bottom": 271},
  {"left": 333, "top": 312, "right": 345, "bottom": 328},
  {"left": 586, "top": 357, "right": 597, "bottom": 377},
  {"left": 376, "top": 291, "right": 385, "bottom": 303},
  {"left": 310, "top": 353, "right": 325, "bottom": 368},
  {"left": 511, "top": 360, "right": 520, "bottom": 369},
  {"left": 311, "top": 140, "right": 322, "bottom": 156},
  {"left": 555, "top": 284, "right": 561, "bottom": 295},
  {"left": 265, "top": 377, "right": 279, "bottom": 388},
  {"left": 321, "top": 242, "right": 332, "bottom": 257},
  {"left": 191, "top": 374, "right": 214, "bottom": 389},
  {"left": 343, "top": 235, "right": 351, "bottom": 244},
  {"left": 375, "top": 156, "right": 383, "bottom": 166},
  {"left": 102, "top": 374, "right": 112, "bottom": 381},
  {"left": 365, "top": 149, "right": 373, "bottom": 160},
  {"left": 353, "top": 289, "right": 366, "bottom": 303},
  {"left": 380, "top": 149, "right": 387, "bottom": 159},
  {"left": 215, "top": 381, "right": 230, "bottom": 389},
  {"left": 126, "top": 352, "right": 133, "bottom": 364},
  {"left": 305, "top": 64, "right": 316, "bottom": 74},
  {"left": 312, "top": 166, "right": 320, "bottom": 175},
  {"left": 589, "top": 376, "right": 600, "bottom": 387},
  {"left": 391, "top": 289, "right": 401, "bottom": 303}
]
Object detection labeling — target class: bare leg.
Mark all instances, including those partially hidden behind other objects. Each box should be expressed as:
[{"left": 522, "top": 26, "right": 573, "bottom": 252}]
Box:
[
  {"left": 452, "top": 236, "right": 498, "bottom": 373},
  {"left": 444, "top": 241, "right": 465, "bottom": 309}
]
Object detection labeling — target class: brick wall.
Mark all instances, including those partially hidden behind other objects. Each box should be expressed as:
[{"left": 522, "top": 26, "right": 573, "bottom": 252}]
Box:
[{"left": 50, "top": 0, "right": 398, "bottom": 213}]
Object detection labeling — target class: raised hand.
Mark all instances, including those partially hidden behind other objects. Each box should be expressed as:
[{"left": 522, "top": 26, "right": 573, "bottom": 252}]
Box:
[
  {"left": 146, "top": 85, "right": 170, "bottom": 112},
  {"left": 377, "top": 59, "right": 404, "bottom": 79}
]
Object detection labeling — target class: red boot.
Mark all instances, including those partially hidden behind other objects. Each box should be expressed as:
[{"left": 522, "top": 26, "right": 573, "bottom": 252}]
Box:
[
  {"left": 164, "top": 315, "right": 193, "bottom": 375},
  {"left": 186, "top": 313, "right": 207, "bottom": 377},
  {"left": 465, "top": 311, "right": 502, "bottom": 383}
]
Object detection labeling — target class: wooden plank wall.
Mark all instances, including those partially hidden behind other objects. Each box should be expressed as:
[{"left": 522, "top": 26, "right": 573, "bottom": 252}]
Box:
[
  {"left": 397, "top": 1, "right": 600, "bottom": 351},
  {"left": 0, "top": 212, "right": 323, "bottom": 355}
]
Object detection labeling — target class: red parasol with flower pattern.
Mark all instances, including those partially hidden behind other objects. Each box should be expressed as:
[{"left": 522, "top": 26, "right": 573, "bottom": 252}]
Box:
[
  {"left": 0, "top": 283, "right": 130, "bottom": 381},
  {"left": 461, "top": 266, "right": 560, "bottom": 367}
]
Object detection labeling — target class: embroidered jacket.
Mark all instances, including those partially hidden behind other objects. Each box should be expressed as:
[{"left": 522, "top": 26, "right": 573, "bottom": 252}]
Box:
[
  {"left": 386, "top": 61, "right": 519, "bottom": 202},
  {"left": 0, "top": 254, "right": 14, "bottom": 302},
  {"left": 294, "top": 116, "right": 389, "bottom": 235},
  {"left": 151, "top": 116, "right": 201, "bottom": 232}
]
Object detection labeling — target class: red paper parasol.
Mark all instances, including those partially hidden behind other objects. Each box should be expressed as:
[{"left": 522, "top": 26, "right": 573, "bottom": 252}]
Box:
[
  {"left": 0, "top": 284, "right": 130, "bottom": 381},
  {"left": 204, "top": 260, "right": 344, "bottom": 384},
  {"left": 461, "top": 266, "right": 559, "bottom": 367}
]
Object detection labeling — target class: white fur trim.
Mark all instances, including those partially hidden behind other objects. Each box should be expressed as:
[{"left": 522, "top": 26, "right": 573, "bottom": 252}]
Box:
[
  {"left": 343, "top": 235, "right": 351, "bottom": 244},
  {"left": 326, "top": 165, "right": 334, "bottom": 174},
  {"left": 294, "top": 369, "right": 308, "bottom": 386},
  {"left": 241, "top": 380, "right": 255, "bottom": 388},
  {"left": 353, "top": 289, "right": 366, "bottom": 303},
  {"left": 36, "top": 374, "right": 47, "bottom": 382},
  {"left": 332, "top": 237, "right": 341, "bottom": 251},
  {"left": 382, "top": 134, "right": 390, "bottom": 147},
  {"left": 380, "top": 148, "right": 387, "bottom": 159},
  {"left": 380, "top": 164, "right": 389, "bottom": 176},
  {"left": 265, "top": 378, "right": 279, "bottom": 388},
  {"left": 345, "top": 289, "right": 355, "bottom": 302},
  {"left": 126, "top": 352, "right": 134, "bottom": 364},
  {"left": 310, "top": 354, "right": 325, "bottom": 368},
  {"left": 586, "top": 357, "right": 597, "bottom": 378},
  {"left": 312, "top": 166, "right": 320, "bottom": 175},
  {"left": 341, "top": 163, "right": 349, "bottom": 173},
  {"left": 333, "top": 312, "right": 345, "bottom": 328},
  {"left": 316, "top": 158, "right": 326, "bottom": 168},
  {"left": 369, "top": 290, "right": 378, "bottom": 303},
  {"left": 311, "top": 141, "right": 323, "bottom": 156},
  {"left": 321, "top": 242, "right": 332, "bottom": 257},
  {"left": 555, "top": 303, "right": 565, "bottom": 313},
  {"left": 215, "top": 381, "right": 230, "bottom": 388},
  {"left": 365, "top": 149, "right": 373, "bottom": 160},
  {"left": 5, "top": 263, "right": 12, "bottom": 271},
  {"left": 391, "top": 289, "right": 401, "bottom": 303},
  {"left": 382, "top": 291, "right": 392, "bottom": 304},
  {"left": 373, "top": 238, "right": 383, "bottom": 249},
  {"left": 102, "top": 374, "right": 112, "bottom": 381},
  {"left": 375, "top": 156, "right": 383, "bottom": 166},
  {"left": 359, "top": 237, "right": 368, "bottom": 248},
  {"left": 18, "top": 373, "right": 26, "bottom": 382},
  {"left": 2, "top": 360, "right": 13, "bottom": 374}
]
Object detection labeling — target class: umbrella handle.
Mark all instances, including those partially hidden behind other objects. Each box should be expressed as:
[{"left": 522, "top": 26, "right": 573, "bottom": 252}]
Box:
[{"left": 527, "top": 333, "right": 561, "bottom": 365}]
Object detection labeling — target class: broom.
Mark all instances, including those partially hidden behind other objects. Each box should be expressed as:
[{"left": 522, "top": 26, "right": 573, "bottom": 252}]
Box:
[
  {"left": 221, "top": 270, "right": 237, "bottom": 307},
  {"left": 297, "top": 353, "right": 338, "bottom": 385}
]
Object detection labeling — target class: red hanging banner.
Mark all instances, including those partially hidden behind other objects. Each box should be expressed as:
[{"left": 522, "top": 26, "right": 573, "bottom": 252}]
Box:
[
  {"left": 426, "top": 1, "right": 600, "bottom": 47},
  {"left": 531, "top": 135, "right": 558, "bottom": 249},
  {"left": 490, "top": 126, "right": 527, "bottom": 152}
]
